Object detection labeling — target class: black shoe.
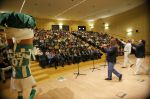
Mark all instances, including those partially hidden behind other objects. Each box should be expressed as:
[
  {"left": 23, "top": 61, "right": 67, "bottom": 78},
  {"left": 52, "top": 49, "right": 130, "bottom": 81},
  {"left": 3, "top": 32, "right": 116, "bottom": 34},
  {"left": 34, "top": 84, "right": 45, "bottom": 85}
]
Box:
[
  {"left": 130, "top": 64, "right": 134, "bottom": 68},
  {"left": 119, "top": 74, "right": 122, "bottom": 81},
  {"left": 105, "top": 78, "right": 112, "bottom": 80}
]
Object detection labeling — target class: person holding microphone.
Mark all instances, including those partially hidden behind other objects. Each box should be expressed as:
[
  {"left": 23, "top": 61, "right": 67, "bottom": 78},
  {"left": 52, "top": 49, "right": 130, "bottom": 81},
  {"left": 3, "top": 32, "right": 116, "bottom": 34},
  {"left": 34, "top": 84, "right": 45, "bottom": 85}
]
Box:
[{"left": 101, "top": 38, "right": 122, "bottom": 81}]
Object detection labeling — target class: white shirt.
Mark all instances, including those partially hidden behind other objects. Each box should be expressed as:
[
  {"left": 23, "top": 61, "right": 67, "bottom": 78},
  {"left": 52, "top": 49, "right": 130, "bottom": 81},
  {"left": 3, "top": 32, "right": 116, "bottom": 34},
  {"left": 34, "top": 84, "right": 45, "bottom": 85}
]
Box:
[{"left": 121, "top": 41, "right": 132, "bottom": 54}]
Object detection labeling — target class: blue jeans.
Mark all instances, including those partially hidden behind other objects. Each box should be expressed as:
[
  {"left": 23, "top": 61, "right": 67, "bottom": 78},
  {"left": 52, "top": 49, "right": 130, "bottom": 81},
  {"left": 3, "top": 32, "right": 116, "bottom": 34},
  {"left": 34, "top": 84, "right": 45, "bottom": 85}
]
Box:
[{"left": 108, "top": 62, "right": 121, "bottom": 79}]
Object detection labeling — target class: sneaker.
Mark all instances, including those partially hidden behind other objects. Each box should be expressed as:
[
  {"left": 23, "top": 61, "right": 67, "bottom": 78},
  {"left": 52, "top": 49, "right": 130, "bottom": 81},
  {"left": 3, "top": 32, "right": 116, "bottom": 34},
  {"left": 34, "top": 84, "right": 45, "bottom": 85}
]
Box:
[
  {"left": 105, "top": 78, "right": 112, "bottom": 80},
  {"left": 119, "top": 74, "right": 122, "bottom": 81}
]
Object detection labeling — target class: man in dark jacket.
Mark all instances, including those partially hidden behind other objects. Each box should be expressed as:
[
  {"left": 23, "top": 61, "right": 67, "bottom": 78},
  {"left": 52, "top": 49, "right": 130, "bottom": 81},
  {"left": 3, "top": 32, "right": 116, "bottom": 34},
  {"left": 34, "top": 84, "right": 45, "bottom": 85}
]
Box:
[
  {"left": 101, "top": 38, "right": 122, "bottom": 81},
  {"left": 132, "top": 40, "right": 149, "bottom": 75}
]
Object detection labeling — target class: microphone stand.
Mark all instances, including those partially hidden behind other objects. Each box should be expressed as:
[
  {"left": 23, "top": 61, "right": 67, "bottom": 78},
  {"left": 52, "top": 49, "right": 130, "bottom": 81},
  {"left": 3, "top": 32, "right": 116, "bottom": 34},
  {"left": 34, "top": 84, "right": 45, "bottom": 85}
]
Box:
[
  {"left": 90, "top": 56, "right": 101, "bottom": 72},
  {"left": 99, "top": 45, "right": 108, "bottom": 68},
  {"left": 99, "top": 53, "right": 107, "bottom": 68},
  {"left": 74, "top": 56, "right": 86, "bottom": 78}
]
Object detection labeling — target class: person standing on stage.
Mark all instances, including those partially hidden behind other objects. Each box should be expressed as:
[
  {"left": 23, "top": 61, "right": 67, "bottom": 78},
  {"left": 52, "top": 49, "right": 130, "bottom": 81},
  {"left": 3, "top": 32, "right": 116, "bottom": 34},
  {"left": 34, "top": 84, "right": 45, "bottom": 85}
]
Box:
[
  {"left": 132, "top": 39, "right": 149, "bottom": 75},
  {"left": 118, "top": 39, "right": 133, "bottom": 68},
  {"left": 101, "top": 38, "right": 122, "bottom": 81}
]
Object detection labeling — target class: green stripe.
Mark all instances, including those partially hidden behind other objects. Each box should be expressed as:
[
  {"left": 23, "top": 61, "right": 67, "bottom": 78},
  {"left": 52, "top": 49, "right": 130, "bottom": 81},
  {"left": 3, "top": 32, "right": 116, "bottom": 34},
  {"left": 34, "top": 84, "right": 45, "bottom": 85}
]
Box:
[
  {"left": 13, "top": 65, "right": 31, "bottom": 79},
  {"left": 15, "top": 67, "right": 23, "bottom": 78},
  {"left": 12, "top": 44, "right": 33, "bottom": 79},
  {"left": 26, "top": 66, "right": 31, "bottom": 77}
]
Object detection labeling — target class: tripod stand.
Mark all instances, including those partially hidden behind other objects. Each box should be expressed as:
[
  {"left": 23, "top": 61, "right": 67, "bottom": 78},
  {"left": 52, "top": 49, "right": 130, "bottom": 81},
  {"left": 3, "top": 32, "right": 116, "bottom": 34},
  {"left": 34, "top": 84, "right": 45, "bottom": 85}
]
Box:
[
  {"left": 74, "top": 62, "right": 86, "bottom": 78},
  {"left": 90, "top": 58, "right": 101, "bottom": 72},
  {"left": 99, "top": 53, "right": 107, "bottom": 68}
]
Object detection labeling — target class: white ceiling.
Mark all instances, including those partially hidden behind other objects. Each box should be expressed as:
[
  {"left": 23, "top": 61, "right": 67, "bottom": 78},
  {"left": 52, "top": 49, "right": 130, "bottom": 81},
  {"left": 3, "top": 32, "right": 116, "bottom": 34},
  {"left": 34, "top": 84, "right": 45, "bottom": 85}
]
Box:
[{"left": 0, "top": 0, "right": 146, "bottom": 21}]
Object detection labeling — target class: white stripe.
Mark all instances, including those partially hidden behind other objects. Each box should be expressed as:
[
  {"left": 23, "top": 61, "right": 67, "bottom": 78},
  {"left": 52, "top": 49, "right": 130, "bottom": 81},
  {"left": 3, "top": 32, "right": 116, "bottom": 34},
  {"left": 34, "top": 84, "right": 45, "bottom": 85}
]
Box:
[{"left": 6, "top": 28, "right": 34, "bottom": 41}]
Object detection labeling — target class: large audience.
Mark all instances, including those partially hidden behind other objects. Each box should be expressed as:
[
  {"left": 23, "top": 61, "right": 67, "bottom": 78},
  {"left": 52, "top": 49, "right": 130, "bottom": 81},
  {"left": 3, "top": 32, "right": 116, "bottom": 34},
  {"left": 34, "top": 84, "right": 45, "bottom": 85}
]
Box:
[
  {"left": 33, "top": 29, "right": 103, "bottom": 69},
  {"left": 71, "top": 31, "right": 111, "bottom": 49},
  {"left": 0, "top": 28, "right": 124, "bottom": 82},
  {"left": 0, "top": 29, "right": 123, "bottom": 70},
  {"left": 72, "top": 31, "right": 125, "bottom": 55}
]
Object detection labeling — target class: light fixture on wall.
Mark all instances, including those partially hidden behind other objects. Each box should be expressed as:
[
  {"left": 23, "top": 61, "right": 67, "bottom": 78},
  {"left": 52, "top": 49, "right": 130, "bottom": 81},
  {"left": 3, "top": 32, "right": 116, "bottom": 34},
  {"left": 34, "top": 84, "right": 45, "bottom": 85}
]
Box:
[
  {"left": 104, "top": 23, "right": 109, "bottom": 30},
  {"left": 90, "top": 24, "right": 94, "bottom": 29},
  {"left": 59, "top": 23, "right": 63, "bottom": 29},
  {"left": 126, "top": 28, "right": 133, "bottom": 36}
]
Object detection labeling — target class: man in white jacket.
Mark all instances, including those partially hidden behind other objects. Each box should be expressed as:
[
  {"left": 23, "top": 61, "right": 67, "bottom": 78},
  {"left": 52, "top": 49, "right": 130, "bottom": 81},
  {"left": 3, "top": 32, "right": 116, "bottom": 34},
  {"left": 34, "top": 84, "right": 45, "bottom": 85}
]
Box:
[{"left": 119, "top": 39, "right": 133, "bottom": 68}]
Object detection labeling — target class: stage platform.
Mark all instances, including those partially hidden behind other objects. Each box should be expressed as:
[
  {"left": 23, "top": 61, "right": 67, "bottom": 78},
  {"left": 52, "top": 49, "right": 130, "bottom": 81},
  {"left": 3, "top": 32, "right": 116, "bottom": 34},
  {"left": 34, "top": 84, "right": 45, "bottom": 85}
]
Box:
[{"left": 0, "top": 55, "right": 149, "bottom": 99}]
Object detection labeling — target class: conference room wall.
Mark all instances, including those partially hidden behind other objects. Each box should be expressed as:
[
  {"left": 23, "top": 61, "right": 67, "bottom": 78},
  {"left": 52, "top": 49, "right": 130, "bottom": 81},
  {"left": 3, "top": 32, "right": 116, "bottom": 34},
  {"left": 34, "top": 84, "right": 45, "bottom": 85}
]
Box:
[
  {"left": 35, "top": 18, "right": 91, "bottom": 31},
  {"left": 94, "top": 2, "right": 150, "bottom": 53}
]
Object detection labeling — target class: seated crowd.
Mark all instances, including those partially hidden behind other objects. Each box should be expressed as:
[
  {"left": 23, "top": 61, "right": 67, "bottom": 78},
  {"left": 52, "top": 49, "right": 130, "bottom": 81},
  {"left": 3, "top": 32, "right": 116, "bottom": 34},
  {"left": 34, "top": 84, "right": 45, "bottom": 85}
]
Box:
[
  {"left": 0, "top": 33, "right": 12, "bottom": 83},
  {"left": 33, "top": 29, "right": 103, "bottom": 69},
  {"left": 71, "top": 31, "right": 111, "bottom": 49},
  {"left": 72, "top": 31, "right": 125, "bottom": 55},
  {"left": 0, "top": 28, "right": 123, "bottom": 82},
  {"left": 0, "top": 29, "right": 107, "bottom": 82}
]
